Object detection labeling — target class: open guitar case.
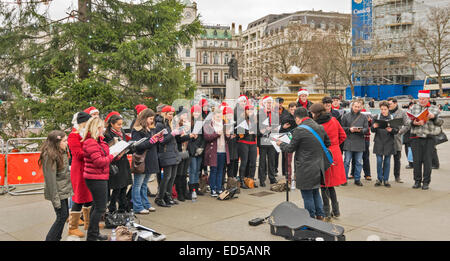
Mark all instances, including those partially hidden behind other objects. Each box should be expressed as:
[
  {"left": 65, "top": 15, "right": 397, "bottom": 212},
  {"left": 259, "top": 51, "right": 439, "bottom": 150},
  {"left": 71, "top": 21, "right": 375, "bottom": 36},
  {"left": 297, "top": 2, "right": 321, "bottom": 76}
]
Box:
[{"left": 268, "top": 176, "right": 346, "bottom": 241}]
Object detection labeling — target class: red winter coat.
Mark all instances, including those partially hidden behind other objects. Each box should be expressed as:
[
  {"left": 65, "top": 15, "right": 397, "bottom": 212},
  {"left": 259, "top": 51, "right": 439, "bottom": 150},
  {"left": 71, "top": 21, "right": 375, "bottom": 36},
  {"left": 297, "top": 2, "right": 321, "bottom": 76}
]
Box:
[
  {"left": 68, "top": 130, "right": 93, "bottom": 204},
  {"left": 317, "top": 115, "right": 347, "bottom": 187},
  {"left": 82, "top": 134, "right": 114, "bottom": 180}
]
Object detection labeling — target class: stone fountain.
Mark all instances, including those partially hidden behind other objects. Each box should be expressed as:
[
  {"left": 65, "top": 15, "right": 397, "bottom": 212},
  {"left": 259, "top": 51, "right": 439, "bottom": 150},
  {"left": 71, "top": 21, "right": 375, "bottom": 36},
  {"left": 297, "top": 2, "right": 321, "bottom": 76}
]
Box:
[{"left": 265, "top": 66, "right": 327, "bottom": 105}]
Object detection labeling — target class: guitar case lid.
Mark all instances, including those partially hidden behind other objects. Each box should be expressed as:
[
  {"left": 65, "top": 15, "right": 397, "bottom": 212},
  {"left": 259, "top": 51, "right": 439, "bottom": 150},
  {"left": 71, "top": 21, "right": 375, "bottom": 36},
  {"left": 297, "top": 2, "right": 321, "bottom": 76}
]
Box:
[{"left": 268, "top": 202, "right": 344, "bottom": 237}]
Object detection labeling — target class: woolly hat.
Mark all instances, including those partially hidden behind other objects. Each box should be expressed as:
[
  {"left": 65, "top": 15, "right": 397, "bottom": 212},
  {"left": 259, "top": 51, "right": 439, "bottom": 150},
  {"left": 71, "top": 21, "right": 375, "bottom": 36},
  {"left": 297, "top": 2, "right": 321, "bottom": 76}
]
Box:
[
  {"left": 297, "top": 89, "right": 309, "bottom": 97},
  {"left": 161, "top": 105, "right": 175, "bottom": 113},
  {"left": 77, "top": 111, "right": 91, "bottom": 124},
  {"left": 84, "top": 106, "right": 99, "bottom": 115},
  {"left": 222, "top": 106, "right": 234, "bottom": 115},
  {"left": 105, "top": 111, "right": 121, "bottom": 123},
  {"left": 135, "top": 104, "right": 148, "bottom": 115},
  {"left": 418, "top": 90, "right": 430, "bottom": 98},
  {"left": 191, "top": 104, "right": 202, "bottom": 114}
]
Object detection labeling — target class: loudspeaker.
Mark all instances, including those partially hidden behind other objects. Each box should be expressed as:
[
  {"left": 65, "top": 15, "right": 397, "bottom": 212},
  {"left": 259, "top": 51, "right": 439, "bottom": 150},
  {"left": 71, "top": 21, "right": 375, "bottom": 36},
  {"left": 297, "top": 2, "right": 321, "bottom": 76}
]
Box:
[{"left": 268, "top": 202, "right": 345, "bottom": 241}]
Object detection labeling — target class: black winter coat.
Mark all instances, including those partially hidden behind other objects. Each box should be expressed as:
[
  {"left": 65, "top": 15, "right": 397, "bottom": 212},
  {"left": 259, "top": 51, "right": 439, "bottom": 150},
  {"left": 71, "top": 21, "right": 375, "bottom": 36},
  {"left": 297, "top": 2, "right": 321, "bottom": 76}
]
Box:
[
  {"left": 154, "top": 117, "right": 180, "bottom": 167},
  {"left": 280, "top": 118, "right": 331, "bottom": 190},
  {"left": 131, "top": 127, "right": 160, "bottom": 175},
  {"left": 104, "top": 129, "right": 132, "bottom": 189},
  {"left": 371, "top": 113, "right": 399, "bottom": 156},
  {"left": 341, "top": 110, "right": 369, "bottom": 152}
]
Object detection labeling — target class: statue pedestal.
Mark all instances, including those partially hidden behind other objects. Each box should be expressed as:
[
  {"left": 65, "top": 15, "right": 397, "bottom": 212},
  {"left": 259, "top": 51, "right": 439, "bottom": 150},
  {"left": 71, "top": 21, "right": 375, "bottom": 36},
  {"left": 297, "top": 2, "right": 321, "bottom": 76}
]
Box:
[{"left": 226, "top": 78, "right": 240, "bottom": 100}]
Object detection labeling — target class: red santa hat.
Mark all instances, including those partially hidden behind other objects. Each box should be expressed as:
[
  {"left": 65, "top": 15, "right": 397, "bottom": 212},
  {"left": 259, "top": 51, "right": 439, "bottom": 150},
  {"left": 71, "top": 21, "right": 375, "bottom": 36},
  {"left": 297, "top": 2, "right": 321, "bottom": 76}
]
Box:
[
  {"left": 135, "top": 104, "right": 148, "bottom": 115},
  {"left": 105, "top": 111, "right": 121, "bottom": 123},
  {"left": 191, "top": 104, "right": 202, "bottom": 114},
  {"left": 237, "top": 95, "right": 248, "bottom": 103},
  {"left": 262, "top": 96, "right": 273, "bottom": 104},
  {"left": 161, "top": 105, "right": 175, "bottom": 113},
  {"left": 245, "top": 104, "right": 254, "bottom": 110},
  {"left": 199, "top": 98, "right": 208, "bottom": 108},
  {"left": 418, "top": 90, "right": 430, "bottom": 98},
  {"left": 84, "top": 106, "right": 99, "bottom": 115},
  {"left": 222, "top": 106, "right": 234, "bottom": 115},
  {"left": 297, "top": 89, "right": 309, "bottom": 97}
]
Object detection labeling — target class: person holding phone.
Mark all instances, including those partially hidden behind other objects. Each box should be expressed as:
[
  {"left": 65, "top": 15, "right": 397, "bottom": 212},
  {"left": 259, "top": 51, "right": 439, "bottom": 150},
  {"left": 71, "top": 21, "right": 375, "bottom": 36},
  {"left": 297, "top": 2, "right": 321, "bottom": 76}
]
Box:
[{"left": 341, "top": 100, "right": 369, "bottom": 186}]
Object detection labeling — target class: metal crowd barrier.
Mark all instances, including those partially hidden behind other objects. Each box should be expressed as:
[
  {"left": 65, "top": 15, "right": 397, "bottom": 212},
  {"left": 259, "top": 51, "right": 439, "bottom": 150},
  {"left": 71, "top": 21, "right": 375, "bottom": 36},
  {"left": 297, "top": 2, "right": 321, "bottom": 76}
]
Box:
[{"left": 4, "top": 138, "right": 46, "bottom": 196}]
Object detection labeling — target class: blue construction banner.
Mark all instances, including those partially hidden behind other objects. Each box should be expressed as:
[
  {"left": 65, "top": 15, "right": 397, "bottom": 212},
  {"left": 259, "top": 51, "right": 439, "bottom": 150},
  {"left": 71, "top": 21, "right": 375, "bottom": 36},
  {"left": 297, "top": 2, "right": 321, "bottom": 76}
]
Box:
[{"left": 352, "top": 0, "right": 372, "bottom": 55}]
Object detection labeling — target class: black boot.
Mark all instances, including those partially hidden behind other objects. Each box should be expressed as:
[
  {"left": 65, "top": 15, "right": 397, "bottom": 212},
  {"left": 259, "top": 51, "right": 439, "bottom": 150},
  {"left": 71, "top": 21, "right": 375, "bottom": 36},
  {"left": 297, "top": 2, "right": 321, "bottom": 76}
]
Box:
[
  {"left": 195, "top": 183, "right": 204, "bottom": 196},
  {"left": 412, "top": 181, "right": 421, "bottom": 189},
  {"left": 165, "top": 192, "right": 177, "bottom": 205},
  {"left": 185, "top": 183, "right": 192, "bottom": 200},
  {"left": 174, "top": 177, "right": 185, "bottom": 202},
  {"left": 155, "top": 197, "right": 171, "bottom": 207}
]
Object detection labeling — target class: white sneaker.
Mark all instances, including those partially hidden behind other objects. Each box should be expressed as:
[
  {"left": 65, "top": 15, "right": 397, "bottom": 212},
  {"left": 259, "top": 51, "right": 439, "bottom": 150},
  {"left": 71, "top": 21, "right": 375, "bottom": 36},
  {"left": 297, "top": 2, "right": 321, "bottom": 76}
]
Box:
[
  {"left": 147, "top": 207, "right": 156, "bottom": 212},
  {"left": 137, "top": 209, "right": 150, "bottom": 214},
  {"left": 217, "top": 190, "right": 223, "bottom": 194},
  {"left": 211, "top": 191, "right": 218, "bottom": 197}
]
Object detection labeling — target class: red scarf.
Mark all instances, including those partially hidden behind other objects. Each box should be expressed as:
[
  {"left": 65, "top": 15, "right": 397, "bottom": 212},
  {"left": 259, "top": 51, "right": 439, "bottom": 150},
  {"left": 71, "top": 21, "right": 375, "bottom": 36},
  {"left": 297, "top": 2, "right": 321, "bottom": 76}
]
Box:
[
  {"left": 332, "top": 105, "right": 340, "bottom": 110},
  {"left": 300, "top": 117, "right": 310, "bottom": 124},
  {"left": 111, "top": 128, "right": 124, "bottom": 140},
  {"left": 298, "top": 99, "right": 308, "bottom": 109}
]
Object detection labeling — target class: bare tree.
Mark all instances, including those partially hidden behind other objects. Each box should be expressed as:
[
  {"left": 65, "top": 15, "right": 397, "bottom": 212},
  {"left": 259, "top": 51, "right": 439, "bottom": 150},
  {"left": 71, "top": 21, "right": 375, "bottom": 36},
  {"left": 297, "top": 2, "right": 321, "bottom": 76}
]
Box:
[
  {"left": 329, "top": 23, "right": 354, "bottom": 97},
  {"left": 311, "top": 33, "right": 336, "bottom": 93},
  {"left": 409, "top": 5, "right": 450, "bottom": 96}
]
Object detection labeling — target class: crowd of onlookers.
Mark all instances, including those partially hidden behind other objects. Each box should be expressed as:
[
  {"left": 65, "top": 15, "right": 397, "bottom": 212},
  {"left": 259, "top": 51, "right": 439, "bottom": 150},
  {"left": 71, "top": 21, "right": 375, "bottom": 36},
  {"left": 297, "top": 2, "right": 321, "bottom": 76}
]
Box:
[{"left": 39, "top": 88, "right": 444, "bottom": 241}]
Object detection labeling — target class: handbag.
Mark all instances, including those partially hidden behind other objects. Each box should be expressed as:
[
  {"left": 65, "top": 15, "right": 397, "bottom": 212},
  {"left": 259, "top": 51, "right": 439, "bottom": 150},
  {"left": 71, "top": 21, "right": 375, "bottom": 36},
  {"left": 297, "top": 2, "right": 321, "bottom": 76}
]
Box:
[
  {"left": 131, "top": 151, "right": 147, "bottom": 174},
  {"left": 298, "top": 125, "right": 334, "bottom": 171},
  {"left": 434, "top": 130, "right": 448, "bottom": 145},
  {"left": 105, "top": 211, "right": 136, "bottom": 229},
  {"left": 244, "top": 177, "right": 255, "bottom": 189}
]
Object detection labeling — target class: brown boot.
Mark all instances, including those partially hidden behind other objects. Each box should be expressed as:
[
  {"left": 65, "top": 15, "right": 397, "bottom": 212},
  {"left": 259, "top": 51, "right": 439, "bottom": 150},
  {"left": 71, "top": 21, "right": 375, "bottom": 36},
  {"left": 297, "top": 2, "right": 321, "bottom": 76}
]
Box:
[
  {"left": 82, "top": 206, "right": 91, "bottom": 231},
  {"left": 68, "top": 211, "right": 85, "bottom": 238}
]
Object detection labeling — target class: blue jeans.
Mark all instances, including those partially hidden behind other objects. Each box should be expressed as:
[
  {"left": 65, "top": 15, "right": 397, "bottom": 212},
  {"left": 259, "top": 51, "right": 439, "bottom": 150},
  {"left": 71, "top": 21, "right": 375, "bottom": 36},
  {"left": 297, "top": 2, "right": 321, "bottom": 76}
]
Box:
[
  {"left": 376, "top": 155, "right": 391, "bottom": 182},
  {"left": 209, "top": 153, "right": 226, "bottom": 192},
  {"left": 132, "top": 173, "right": 151, "bottom": 212},
  {"left": 344, "top": 151, "right": 363, "bottom": 181},
  {"left": 300, "top": 189, "right": 325, "bottom": 218},
  {"left": 189, "top": 156, "right": 202, "bottom": 184}
]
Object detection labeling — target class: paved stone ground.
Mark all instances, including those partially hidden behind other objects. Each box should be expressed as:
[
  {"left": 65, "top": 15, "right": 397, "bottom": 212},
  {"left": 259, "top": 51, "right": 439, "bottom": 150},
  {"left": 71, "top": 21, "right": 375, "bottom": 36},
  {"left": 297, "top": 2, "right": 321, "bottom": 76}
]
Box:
[{"left": 1, "top": 132, "right": 449, "bottom": 241}]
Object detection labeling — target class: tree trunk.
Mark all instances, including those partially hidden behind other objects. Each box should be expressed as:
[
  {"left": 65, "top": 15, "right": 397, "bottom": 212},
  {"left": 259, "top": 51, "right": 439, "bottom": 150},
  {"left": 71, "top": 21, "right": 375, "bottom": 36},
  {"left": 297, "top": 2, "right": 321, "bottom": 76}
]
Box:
[
  {"left": 78, "top": 0, "right": 91, "bottom": 80},
  {"left": 438, "top": 75, "right": 443, "bottom": 96}
]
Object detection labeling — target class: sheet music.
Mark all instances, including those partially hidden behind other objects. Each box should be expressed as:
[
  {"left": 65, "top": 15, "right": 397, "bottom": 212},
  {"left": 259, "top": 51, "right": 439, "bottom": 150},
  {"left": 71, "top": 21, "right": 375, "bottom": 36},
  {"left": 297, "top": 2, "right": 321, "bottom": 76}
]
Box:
[
  {"left": 271, "top": 140, "right": 281, "bottom": 153},
  {"left": 236, "top": 120, "right": 249, "bottom": 130},
  {"left": 109, "top": 140, "right": 130, "bottom": 155}
]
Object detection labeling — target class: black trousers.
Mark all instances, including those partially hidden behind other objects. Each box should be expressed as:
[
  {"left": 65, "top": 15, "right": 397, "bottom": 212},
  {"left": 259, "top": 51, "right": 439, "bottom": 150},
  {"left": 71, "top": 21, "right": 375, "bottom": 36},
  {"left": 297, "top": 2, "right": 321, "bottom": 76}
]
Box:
[
  {"left": 109, "top": 186, "right": 128, "bottom": 212},
  {"left": 85, "top": 179, "right": 108, "bottom": 239},
  {"left": 393, "top": 151, "right": 402, "bottom": 179},
  {"left": 227, "top": 159, "right": 239, "bottom": 179},
  {"left": 175, "top": 158, "right": 190, "bottom": 196},
  {"left": 258, "top": 146, "right": 277, "bottom": 183},
  {"left": 351, "top": 140, "right": 371, "bottom": 177},
  {"left": 411, "top": 138, "right": 435, "bottom": 185},
  {"left": 158, "top": 164, "right": 178, "bottom": 199},
  {"left": 71, "top": 201, "right": 93, "bottom": 212},
  {"left": 46, "top": 199, "right": 69, "bottom": 241},
  {"left": 238, "top": 143, "right": 257, "bottom": 180},
  {"left": 320, "top": 187, "right": 338, "bottom": 216}
]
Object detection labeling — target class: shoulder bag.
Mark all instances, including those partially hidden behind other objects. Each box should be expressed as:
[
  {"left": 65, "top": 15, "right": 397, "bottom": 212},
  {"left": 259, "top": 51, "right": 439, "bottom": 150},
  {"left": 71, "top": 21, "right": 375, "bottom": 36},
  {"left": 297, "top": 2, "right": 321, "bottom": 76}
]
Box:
[
  {"left": 131, "top": 150, "right": 147, "bottom": 174},
  {"left": 100, "top": 145, "right": 119, "bottom": 176}
]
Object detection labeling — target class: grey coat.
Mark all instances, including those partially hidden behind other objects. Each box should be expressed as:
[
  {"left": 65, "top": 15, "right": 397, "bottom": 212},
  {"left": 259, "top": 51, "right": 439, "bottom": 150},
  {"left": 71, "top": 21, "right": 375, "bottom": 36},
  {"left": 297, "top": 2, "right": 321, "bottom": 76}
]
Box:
[
  {"left": 341, "top": 111, "right": 369, "bottom": 152},
  {"left": 390, "top": 106, "right": 410, "bottom": 152},
  {"left": 43, "top": 154, "right": 73, "bottom": 209},
  {"left": 280, "top": 119, "right": 331, "bottom": 190}
]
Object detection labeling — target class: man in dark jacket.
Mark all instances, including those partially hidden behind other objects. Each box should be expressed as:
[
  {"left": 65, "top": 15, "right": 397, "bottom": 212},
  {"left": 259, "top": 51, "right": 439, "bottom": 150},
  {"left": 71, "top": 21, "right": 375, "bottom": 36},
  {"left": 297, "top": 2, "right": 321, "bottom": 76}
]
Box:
[
  {"left": 277, "top": 107, "right": 330, "bottom": 220},
  {"left": 341, "top": 100, "right": 369, "bottom": 186},
  {"left": 322, "top": 96, "right": 342, "bottom": 124}
]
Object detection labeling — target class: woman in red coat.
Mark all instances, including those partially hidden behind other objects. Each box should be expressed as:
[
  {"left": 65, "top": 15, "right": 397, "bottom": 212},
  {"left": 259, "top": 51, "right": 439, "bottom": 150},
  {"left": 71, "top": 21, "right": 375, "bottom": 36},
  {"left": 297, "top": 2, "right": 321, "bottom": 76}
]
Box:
[
  {"left": 67, "top": 112, "right": 92, "bottom": 238},
  {"left": 310, "top": 104, "right": 347, "bottom": 221},
  {"left": 82, "top": 117, "right": 119, "bottom": 241}
]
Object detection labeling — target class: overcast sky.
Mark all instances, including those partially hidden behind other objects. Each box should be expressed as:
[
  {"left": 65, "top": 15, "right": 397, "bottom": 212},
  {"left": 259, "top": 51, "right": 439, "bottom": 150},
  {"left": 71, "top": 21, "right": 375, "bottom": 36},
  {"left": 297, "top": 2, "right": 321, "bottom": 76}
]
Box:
[{"left": 40, "top": 0, "right": 350, "bottom": 30}]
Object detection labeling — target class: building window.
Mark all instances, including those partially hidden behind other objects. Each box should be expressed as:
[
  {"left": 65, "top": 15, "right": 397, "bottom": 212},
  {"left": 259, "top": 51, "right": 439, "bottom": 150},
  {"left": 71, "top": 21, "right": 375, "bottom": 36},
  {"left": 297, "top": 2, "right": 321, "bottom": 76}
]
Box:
[
  {"left": 203, "top": 41, "right": 207, "bottom": 47},
  {"left": 224, "top": 73, "right": 229, "bottom": 82},
  {"left": 214, "top": 53, "right": 219, "bottom": 64},
  {"left": 186, "top": 63, "right": 190, "bottom": 68},
  {"left": 214, "top": 73, "right": 219, "bottom": 84},
  {"left": 203, "top": 53, "right": 208, "bottom": 64},
  {"left": 224, "top": 41, "right": 228, "bottom": 48},
  {"left": 224, "top": 54, "right": 229, "bottom": 64},
  {"left": 214, "top": 41, "right": 218, "bottom": 47},
  {"left": 186, "top": 48, "right": 191, "bottom": 57},
  {"left": 203, "top": 72, "right": 208, "bottom": 84}
]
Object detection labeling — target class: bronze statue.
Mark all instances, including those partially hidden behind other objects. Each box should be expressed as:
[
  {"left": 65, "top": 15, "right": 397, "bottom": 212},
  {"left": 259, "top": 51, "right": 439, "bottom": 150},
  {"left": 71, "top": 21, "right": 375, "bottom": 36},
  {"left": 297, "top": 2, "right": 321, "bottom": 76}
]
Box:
[{"left": 228, "top": 54, "right": 239, "bottom": 80}]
